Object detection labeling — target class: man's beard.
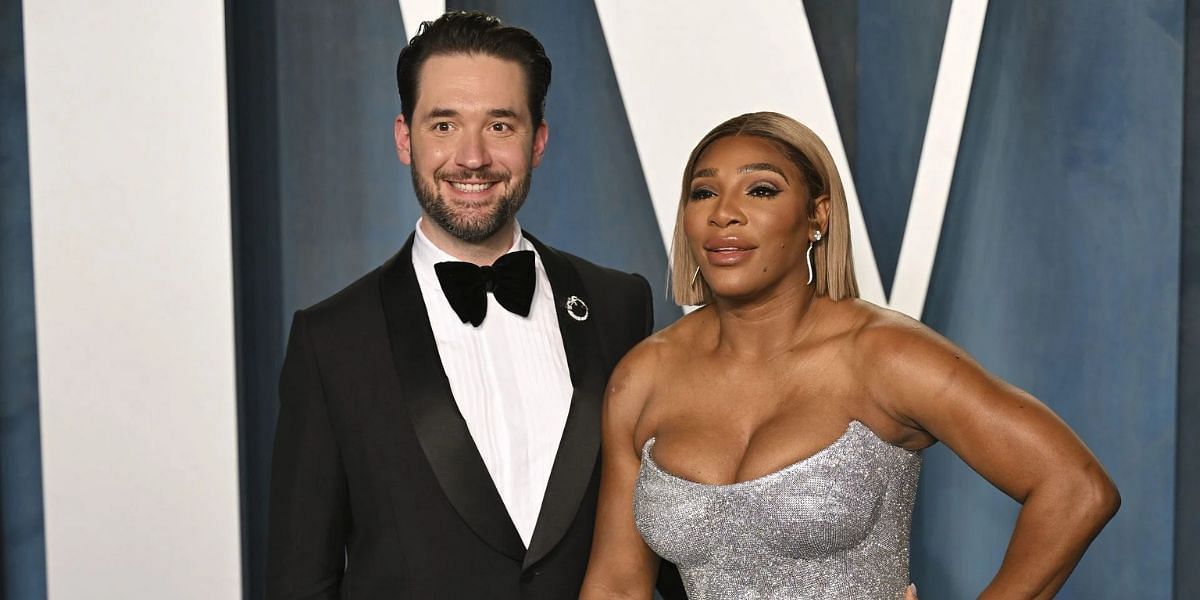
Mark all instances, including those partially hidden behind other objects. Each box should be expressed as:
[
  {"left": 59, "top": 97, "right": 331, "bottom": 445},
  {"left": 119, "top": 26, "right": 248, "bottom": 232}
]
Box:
[{"left": 412, "top": 163, "right": 532, "bottom": 244}]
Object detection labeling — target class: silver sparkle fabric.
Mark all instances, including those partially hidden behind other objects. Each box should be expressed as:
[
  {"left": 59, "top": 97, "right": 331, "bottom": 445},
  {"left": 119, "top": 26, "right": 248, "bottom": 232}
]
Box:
[{"left": 634, "top": 420, "right": 922, "bottom": 599}]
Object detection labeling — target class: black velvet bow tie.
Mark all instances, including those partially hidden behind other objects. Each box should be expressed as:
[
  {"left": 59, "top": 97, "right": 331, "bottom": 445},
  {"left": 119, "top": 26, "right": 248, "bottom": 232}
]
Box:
[{"left": 434, "top": 250, "right": 536, "bottom": 327}]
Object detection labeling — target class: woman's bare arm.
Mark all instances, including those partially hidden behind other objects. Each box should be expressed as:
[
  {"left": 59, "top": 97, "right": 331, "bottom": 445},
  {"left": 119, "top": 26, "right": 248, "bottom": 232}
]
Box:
[
  {"left": 579, "top": 343, "right": 662, "bottom": 600},
  {"left": 860, "top": 317, "right": 1120, "bottom": 599}
]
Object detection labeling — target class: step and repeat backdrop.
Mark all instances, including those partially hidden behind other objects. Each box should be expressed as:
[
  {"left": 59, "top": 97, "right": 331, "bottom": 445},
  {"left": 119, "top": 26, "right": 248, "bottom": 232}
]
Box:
[{"left": 2, "top": 0, "right": 1196, "bottom": 598}]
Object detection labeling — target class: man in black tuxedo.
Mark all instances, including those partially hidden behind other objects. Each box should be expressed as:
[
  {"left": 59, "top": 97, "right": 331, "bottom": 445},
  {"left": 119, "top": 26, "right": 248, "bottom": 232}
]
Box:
[{"left": 266, "top": 11, "right": 682, "bottom": 599}]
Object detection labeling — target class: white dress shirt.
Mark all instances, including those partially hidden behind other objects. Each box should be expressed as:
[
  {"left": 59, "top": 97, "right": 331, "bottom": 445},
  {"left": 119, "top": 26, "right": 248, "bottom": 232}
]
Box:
[{"left": 411, "top": 219, "right": 573, "bottom": 547}]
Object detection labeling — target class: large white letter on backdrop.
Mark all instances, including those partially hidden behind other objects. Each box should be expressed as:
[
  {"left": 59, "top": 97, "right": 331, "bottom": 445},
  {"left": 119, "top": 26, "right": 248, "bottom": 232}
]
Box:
[
  {"left": 399, "top": 0, "right": 446, "bottom": 43},
  {"left": 595, "top": 0, "right": 988, "bottom": 319}
]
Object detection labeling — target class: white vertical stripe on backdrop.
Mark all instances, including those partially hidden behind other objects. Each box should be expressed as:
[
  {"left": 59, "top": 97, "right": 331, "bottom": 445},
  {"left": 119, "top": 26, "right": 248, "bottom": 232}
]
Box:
[
  {"left": 595, "top": 0, "right": 888, "bottom": 306},
  {"left": 22, "top": 1, "right": 243, "bottom": 598},
  {"left": 399, "top": 0, "right": 447, "bottom": 44},
  {"left": 889, "top": 0, "right": 988, "bottom": 318},
  {"left": 596, "top": 0, "right": 989, "bottom": 318}
]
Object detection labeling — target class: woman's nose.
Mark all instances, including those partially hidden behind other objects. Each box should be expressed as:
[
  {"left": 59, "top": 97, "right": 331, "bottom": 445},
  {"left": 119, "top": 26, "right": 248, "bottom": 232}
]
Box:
[{"left": 708, "top": 196, "right": 745, "bottom": 227}]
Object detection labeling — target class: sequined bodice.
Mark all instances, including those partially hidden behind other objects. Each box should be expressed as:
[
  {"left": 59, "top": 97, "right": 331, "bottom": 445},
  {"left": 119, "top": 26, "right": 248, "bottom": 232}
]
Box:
[{"left": 634, "top": 421, "right": 921, "bottom": 599}]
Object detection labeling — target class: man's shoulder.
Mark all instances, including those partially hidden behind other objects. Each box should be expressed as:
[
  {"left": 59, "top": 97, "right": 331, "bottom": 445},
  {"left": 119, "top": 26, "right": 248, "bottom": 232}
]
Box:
[
  {"left": 535, "top": 238, "right": 649, "bottom": 292},
  {"left": 531, "top": 239, "right": 654, "bottom": 344},
  {"left": 295, "top": 253, "right": 400, "bottom": 328}
]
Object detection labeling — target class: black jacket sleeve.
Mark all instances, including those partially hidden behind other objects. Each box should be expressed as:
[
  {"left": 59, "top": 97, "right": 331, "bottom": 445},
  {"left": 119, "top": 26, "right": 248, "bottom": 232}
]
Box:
[{"left": 266, "top": 311, "right": 350, "bottom": 599}]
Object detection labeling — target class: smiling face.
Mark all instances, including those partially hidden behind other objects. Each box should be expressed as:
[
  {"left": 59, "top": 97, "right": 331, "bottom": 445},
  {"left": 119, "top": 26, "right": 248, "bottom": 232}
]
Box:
[
  {"left": 683, "top": 135, "right": 829, "bottom": 302},
  {"left": 394, "top": 53, "right": 548, "bottom": 245}
]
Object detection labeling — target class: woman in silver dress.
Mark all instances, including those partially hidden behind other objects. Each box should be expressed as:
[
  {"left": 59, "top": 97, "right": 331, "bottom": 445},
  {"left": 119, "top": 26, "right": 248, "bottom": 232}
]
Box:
[{"left": 578, "top": 112, "right": 1119, "bottom": 599}]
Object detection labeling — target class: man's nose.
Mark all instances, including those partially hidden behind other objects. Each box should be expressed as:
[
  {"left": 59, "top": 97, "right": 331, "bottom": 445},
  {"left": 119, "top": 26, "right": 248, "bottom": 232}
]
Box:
[{"left": 455, "top": 130, "right": 492, "bottom": 171}]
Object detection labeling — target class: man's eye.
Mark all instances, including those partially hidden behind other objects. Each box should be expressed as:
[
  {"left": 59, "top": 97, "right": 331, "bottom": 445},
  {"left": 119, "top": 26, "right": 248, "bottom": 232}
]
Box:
[
  {"left": 689, "top": 188, "right": 716, "bottom": 201},
  {"left": 491, "top": 123, "right": 512, "bottom": 132},
  {"left": 748, "top": 185, "right": 780, "bottom": 198},
  {"left": 433, "top": 122, "right": 453, "bottom": 132}
]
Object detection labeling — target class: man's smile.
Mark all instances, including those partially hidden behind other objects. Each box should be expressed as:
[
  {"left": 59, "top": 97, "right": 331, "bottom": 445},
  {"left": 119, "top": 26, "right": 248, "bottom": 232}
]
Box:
[{"left": 446, "top": 180, "right": 499, "bottom": 193}]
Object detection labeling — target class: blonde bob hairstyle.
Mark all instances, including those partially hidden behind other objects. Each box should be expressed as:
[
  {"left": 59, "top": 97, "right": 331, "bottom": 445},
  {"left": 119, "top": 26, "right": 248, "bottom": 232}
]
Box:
[{"left": 670, "top": 112, "right": 859, "bottom": 306}]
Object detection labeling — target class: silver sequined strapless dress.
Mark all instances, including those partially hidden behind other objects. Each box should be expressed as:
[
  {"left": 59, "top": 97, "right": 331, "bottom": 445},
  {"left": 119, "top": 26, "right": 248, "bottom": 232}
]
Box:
[{"left": 634, "top": 420, "right": 922, "bottom": 599}]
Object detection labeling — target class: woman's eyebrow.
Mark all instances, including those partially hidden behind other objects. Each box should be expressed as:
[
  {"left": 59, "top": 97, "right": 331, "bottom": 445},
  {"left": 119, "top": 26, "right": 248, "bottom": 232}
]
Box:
[{"left": 737, "top": 162, "right": 788, "bottom": 183}]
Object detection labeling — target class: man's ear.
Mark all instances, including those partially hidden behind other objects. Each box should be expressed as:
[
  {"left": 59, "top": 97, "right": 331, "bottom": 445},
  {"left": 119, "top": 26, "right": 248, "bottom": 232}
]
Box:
[
  {"left": 531, "top": 121, "right": 549, "bottom": 168},
  {"left": 812, "top": 193, "right": 831, "bottom": 235},
  {"left": 395, "top": 114, "right": 413, "bottom": 165}
]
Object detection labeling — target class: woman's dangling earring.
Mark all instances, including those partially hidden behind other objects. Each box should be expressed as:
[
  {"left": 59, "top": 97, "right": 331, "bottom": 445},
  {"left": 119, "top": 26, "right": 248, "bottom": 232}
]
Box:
[
  {"left": 807, "top": 230, "right": 822, "bottom": 285},
  {"left": 691, "top": 266, "right": 701, "bottom": 286}
]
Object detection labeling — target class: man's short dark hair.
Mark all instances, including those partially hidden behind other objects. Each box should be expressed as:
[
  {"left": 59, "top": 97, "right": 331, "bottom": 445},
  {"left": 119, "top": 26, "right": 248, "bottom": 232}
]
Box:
[{"left": 396, "top": 11, "right": 552, "bottom": 126}]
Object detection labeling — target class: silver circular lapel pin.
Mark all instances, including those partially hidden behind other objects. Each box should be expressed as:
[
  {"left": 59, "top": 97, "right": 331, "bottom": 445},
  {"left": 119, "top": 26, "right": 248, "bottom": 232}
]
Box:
[{"left": 565, "top": 296, "right": 589, "bottom": 321}]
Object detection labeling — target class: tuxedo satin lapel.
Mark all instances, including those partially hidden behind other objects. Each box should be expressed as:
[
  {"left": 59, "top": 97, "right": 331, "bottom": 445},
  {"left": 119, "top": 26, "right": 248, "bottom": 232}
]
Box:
[
  {"left": 379, "top": 235, "right": 525, "bottom": 561},
  {"left": 522, "top": 234, "right": 605, "bottom": 571}
]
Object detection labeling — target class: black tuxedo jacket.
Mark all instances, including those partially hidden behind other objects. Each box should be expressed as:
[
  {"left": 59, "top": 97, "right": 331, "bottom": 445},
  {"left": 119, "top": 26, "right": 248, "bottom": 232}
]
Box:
[{"left": 266, "top": 233, "right": 683, "bottom": 599}]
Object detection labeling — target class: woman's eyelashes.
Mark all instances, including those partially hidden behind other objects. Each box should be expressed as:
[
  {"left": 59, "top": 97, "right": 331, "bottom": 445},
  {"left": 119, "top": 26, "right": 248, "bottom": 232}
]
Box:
[
  {"left": 747, "top": 183, "right": 781, "bottom": 197},
  {"left": 689, "top": 181, "right": 784, "bottom": 201}
]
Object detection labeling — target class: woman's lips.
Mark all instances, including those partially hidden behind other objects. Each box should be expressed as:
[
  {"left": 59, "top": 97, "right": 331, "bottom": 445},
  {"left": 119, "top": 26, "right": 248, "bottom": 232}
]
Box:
[{"left": 704, "top": 245, "right": 756, "bottom": 266}]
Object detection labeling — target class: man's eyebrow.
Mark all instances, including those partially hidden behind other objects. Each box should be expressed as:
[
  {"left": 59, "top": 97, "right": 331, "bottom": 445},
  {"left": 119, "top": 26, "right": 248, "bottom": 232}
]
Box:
[
  {"left": 692, "top": 167, "right": 718, "bottom": 179},
  {"left": 737, "top": 163, "right": 789, "bottom": 183},
  {"left": 423, "top": 108, "right": 521, "bottom": 120}
]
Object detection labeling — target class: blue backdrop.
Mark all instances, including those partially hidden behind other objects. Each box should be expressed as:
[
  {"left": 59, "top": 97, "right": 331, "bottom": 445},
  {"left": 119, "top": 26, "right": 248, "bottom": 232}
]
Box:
[
  {"left": 0, "top": 0, "right": 45, "bottom": 597},
  {"left": 915, "top": 2, "right": 1181, "bottom": 596},
  {"left": 1, "top": 0, "right": 1195, "bottom": 598}
]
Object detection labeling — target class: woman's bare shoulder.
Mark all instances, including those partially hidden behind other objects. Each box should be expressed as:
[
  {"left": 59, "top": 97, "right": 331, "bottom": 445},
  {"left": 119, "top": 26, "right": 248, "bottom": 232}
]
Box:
[
  {"left": 822, "top": 297, "right": 942, "bottom": 354},
  {"left": 833, "top": 298, "right": 983, "bottom": 412},
  {"left": 631, "top": 306, "right": 714, "bottom": 363},
  {"left": 606, "top": 308, "right": 714, "bottom": 413}
]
